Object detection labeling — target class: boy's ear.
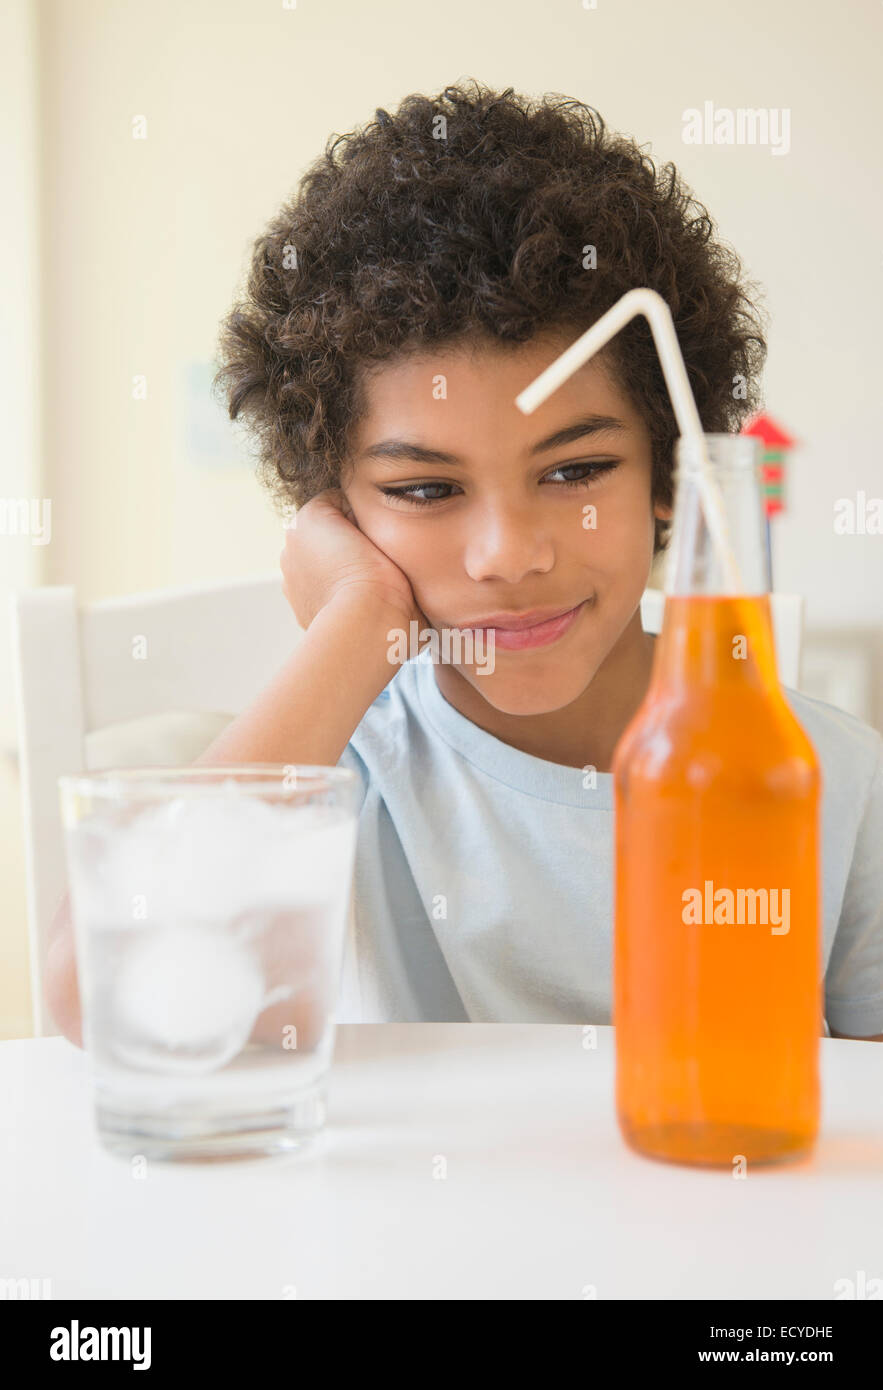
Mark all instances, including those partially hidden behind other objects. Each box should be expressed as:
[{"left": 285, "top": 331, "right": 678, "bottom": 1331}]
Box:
[{"left": 653, "top": 500, "right": 674, "bottom": 521}]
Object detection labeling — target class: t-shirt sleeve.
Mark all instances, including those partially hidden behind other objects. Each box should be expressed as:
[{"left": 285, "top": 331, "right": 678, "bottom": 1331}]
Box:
[
  {"left": 336, "top": 739, "right": 369, "bottom": 814},
  {"left": 824, "top": 737, "right": 883, "bottom": 1037}
]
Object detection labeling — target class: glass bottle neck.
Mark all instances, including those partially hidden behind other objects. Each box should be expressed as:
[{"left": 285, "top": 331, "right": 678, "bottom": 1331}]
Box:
[
  {"left": 653, "top": 435, "right": 779, "bottom": 694},
  {"left": 665, "top": 436, "right": 769, "bottom": 598}
]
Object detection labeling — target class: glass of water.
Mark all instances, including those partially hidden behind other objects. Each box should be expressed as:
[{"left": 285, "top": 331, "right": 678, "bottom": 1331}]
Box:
[{"left": 58, "top": 765, "right": 360, "bottom": 1162}]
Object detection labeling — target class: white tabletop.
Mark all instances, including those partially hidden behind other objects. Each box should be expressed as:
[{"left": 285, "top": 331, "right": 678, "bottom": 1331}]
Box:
[{"left": 3, "top": 1024, "right": 882, "bottom": 1300}]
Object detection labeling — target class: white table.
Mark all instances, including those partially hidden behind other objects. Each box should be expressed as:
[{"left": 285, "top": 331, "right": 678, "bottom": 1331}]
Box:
[{"left": 3, "top": 1024, "right": 882, "bottom": 1300}]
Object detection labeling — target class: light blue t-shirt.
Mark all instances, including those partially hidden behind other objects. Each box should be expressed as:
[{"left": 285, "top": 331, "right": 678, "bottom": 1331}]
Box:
[{"left": 336, "top": 645, "right": 883, "bottom": 1036}]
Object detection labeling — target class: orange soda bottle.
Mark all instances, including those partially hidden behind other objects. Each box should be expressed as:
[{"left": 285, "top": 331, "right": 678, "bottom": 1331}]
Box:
[{"left": 612, "top": 432, "right": 822, "bottom": 1167}]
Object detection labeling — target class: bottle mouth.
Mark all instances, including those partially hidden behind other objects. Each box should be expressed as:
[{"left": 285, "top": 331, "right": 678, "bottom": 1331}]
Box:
[{"left": 673, "top": 432, "right": 761, "bottom": 477}]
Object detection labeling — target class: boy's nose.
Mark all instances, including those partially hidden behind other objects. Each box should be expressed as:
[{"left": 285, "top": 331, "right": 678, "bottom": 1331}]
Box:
[{"left": 462, "top": 504, "right": 555, "bottom": 584}]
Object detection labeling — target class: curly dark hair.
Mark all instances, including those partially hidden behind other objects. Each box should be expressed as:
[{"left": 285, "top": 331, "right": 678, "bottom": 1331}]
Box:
[{"left": 214, "top": 79, "right": 767, "bottom": 552}]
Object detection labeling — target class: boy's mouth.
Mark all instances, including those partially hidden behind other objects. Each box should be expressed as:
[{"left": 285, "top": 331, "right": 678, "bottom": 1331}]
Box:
[{"left": 458, "top": 600, "right": 590, "bottom": 651}]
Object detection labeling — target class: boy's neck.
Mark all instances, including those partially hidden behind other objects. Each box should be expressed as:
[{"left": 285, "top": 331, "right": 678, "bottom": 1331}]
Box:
[{"left": 432, "top": 608, "right": 657, "bottom": 773}]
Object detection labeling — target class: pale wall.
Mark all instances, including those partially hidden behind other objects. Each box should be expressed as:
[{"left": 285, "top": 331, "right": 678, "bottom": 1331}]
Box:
[
  {"left": 2, "top": 0, "right": 881, "bottom": 1036},
  {"left": 34, "top": 0, "right": 883, "bottom": 627}
]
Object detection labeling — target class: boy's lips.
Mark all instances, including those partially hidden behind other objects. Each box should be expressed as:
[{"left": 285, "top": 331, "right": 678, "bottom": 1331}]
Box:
[
  {"left": 459, "top": 602, "right": 580, "bottom": 631},
  {"left": 455, "top": 600, "right": 590, "bottom": 651}
]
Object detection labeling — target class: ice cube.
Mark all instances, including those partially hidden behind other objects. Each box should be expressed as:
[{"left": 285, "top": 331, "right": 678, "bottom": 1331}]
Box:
[{"left": 109, "top": 924, "right": 265, "bottom": 1074}]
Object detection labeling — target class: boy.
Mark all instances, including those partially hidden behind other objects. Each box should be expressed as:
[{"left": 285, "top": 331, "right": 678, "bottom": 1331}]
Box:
[{"left": 46, "top": 81, "right": 883, "bottom": 1042}]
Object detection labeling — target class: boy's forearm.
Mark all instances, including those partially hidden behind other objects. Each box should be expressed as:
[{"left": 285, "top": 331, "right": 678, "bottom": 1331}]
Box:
[{"left": 193, "top": 591, "right": 404, "bottom": 768}]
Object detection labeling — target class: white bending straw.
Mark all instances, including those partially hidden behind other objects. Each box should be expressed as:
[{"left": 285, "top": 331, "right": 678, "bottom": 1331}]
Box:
[{"left": 514, "top": 288, "right": 742, "bottom": 591}]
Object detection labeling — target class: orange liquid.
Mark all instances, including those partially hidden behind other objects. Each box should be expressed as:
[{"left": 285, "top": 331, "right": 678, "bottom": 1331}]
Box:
[{"left": 612, "top": 596, "right": 822, "bottom": 1167}]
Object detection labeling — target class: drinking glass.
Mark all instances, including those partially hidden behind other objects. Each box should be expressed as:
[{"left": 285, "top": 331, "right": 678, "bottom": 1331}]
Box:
[{"left": 58, "top": 764, "right": 360, "bottom": 1162}]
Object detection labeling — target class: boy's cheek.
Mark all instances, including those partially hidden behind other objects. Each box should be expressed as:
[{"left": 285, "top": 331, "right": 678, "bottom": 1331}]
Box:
[
  {"left": 584, "top": 497, "right": 657, "bottom": 577},
  {"left": 355, "top": 515, "right": 443, "bottom": 585}
]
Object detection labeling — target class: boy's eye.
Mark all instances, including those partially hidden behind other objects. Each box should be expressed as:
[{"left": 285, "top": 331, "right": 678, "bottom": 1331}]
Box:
[
  {"left": 545, "top": 460, "right": 619, "bottom": 487},
  {"left": 379, "top": 481, "right": 459, "bottom": 506},
  {"left": 378, "top": 459, "right": 620, "bottom": 507}
]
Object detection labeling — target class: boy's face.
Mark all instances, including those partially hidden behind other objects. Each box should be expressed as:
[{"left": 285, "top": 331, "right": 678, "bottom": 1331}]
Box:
[{"left": 340, "top": 332, "right": 671, "bottom": 716}]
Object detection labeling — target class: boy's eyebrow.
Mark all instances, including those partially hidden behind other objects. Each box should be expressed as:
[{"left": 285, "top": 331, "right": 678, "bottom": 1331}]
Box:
[
  {"left": 528, "top": 413, "right": 628, "bottom": 455},
  {"left": 361, "top": 413, "right": 628, "bottom": 468}
]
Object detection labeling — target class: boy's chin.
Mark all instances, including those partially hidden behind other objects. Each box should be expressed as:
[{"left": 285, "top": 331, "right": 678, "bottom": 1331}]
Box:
[{"left": 458, "top": 658, "right": 599, "bottom": 717}]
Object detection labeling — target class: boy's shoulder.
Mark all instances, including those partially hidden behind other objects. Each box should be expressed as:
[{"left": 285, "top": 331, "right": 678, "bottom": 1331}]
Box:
[
  {"left": 367, "top": 654, "right": 422, "bottom": 714},
  {"left": 783, "top": 685, "right": 881, "bottom": 756},
  {"left": 337, "top": 657, "right": 426, "bottom": 782},
  {"left": 782, "top": 684, "right": 883, "bottom": 809}
]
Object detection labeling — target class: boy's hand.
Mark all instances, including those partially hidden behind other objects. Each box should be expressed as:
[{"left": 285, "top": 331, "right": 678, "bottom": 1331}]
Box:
[{"left": 280, "top": 489, "right": 426, "bottom": 631}]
